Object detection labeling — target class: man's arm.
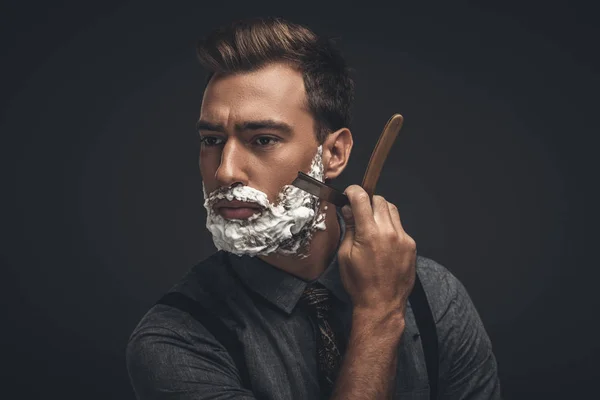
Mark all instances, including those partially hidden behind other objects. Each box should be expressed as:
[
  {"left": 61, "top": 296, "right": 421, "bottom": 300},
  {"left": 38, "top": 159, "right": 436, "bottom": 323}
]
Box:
[
  {"left": 332, "top": 186, "right": 418, "bottom": 399},
  {"left": 331, "top": 308, "right": 405, "bottom": 399},
  {"left": 126, "top": 320, "right": 256, "bottom": 400}
]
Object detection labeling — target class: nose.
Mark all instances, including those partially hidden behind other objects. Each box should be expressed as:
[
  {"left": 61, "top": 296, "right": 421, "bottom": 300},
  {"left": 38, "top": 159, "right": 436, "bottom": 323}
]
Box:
[{"left": 214, "top": 138, "right": 249, "bottom": 188}]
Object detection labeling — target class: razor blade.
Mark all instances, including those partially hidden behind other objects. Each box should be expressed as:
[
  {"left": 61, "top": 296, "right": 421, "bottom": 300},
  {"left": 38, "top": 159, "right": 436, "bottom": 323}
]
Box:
[{"left": 291, "top": 171, "right": 350, "bottom": 208}]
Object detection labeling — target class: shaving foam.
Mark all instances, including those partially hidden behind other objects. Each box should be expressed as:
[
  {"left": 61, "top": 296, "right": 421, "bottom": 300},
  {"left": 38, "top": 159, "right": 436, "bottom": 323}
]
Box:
[{"left": 202, "top": 145, "right": 328, "bottom": 258}]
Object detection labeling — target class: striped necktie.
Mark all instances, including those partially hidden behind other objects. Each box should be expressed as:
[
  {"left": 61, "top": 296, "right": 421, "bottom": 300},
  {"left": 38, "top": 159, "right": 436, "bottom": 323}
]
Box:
[{"left": 300, "top": 282, "right": 342, "bottom": 397}]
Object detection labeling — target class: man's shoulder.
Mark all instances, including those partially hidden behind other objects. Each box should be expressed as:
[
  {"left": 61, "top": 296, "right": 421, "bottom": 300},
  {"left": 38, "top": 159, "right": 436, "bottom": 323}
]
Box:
[
  {"left": 414, "top": 256, "right": 502, "bottom": 398},
  {"left": 168, "top": 250, "right": 234, "bottom": 300},
  {"left": 414, "top": 254, "right": 470, "bottom": 323},
  {"left": 127, "top": 251, "right": 234, "bottom": 343}
]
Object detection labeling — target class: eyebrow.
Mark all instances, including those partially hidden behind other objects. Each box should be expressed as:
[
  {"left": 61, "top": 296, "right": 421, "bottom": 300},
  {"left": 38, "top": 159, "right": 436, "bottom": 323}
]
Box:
[{"left": 196, "top": 119, "right": 294, "bottom": 135}]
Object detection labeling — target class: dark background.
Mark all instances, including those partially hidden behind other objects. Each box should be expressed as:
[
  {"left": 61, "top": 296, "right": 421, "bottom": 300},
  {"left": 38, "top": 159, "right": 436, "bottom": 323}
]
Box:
[{"left": 2, "top": 1, "right": 598, "bottom": 398}]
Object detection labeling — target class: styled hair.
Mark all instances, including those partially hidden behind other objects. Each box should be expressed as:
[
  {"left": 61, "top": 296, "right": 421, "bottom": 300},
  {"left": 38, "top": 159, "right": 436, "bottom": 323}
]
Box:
[{"left": 196, "top": 17, "right": 355, "bottom": 144}]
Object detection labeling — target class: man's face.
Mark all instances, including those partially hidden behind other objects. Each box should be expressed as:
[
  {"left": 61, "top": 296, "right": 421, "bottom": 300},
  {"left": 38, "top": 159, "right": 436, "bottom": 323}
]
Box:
[{"left": 198, "top": 62, "right": 328, "bottom": 257}]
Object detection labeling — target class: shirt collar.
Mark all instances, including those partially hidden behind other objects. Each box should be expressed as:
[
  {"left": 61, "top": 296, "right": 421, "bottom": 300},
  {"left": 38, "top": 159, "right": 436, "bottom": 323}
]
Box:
[{"left": 226, "top": 207, "right": 351, "bottom": 315}]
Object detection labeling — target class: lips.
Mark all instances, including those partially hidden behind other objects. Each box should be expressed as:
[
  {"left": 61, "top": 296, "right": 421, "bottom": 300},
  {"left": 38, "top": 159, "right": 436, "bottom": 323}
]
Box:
[{"left": 215, "top": 200, "right": 263, "bottom": 220}]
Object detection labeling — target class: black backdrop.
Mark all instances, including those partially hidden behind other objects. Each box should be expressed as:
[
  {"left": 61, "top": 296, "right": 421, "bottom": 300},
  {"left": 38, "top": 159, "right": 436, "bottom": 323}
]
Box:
[{"left": 2, "top": 1, "right": 598, "bottom": 399}]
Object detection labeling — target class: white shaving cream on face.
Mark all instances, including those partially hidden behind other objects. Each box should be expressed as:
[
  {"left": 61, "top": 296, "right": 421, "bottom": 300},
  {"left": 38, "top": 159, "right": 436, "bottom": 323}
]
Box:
[{"left": 202, "top": 145, "right": 328, "bottom": 258}]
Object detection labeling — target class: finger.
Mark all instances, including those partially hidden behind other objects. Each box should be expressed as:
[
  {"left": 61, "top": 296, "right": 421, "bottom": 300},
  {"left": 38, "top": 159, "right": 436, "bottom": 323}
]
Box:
[
  {"left": 372, "top": 195, "right": 395, "bottom": 232},
  {"left": 342, "top": 185, "right": 375, "bottom": 235},
  {"left": 387, "top": 202, "right": 405, "bottom": 234},
  {"left": 387, "top": 203, "right": 417, "bottom": 258}
]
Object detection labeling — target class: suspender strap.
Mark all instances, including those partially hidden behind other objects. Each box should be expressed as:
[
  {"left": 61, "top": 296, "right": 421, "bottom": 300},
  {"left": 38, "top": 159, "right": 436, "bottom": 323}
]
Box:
[
  {"left": 156, "top": 271, "right": 438, "bottom": 399},
  {"left": 409, "top": 271, "right": 439, "bottom": 400},
  {"left": 155, "top": 292, "right": 252, "bottom": 390}
]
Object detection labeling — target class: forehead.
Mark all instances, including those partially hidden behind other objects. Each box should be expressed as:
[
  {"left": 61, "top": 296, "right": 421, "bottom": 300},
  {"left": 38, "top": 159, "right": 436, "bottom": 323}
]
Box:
[{"left": 200, "top": 63, "right": 311, "bottom": 123}]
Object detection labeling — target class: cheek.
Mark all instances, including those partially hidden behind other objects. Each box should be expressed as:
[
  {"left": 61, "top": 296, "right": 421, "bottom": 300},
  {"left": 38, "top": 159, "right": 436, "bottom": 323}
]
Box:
[
  {"left": 276, "top": 141, "right": 316, "bottom": 168},
  {"left": 198, "top": 153, "right": 219, "bottom": 183},
  {"left": 268, "top": 150, "right": 309, "bottom": 179},
  {"left": 252, "top": 157, "right": 296, "bottom": 201}
]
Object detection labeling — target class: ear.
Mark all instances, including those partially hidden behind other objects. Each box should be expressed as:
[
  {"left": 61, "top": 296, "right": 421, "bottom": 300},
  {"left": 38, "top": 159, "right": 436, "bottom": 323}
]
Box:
[{"left": 322, "top": 127, "right": 353, "bottom": 182}]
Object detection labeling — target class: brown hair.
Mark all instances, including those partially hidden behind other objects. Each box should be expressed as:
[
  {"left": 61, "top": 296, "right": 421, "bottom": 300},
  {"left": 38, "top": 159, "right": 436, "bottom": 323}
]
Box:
[{"left": 196, "top": 16, "right": 355, "bottom": 144}]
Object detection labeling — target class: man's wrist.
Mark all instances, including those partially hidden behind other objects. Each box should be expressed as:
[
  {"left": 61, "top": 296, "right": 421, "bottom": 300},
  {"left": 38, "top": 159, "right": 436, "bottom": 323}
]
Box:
[{"left": 351, "top": 307, "right": 406, "bottom": 340}]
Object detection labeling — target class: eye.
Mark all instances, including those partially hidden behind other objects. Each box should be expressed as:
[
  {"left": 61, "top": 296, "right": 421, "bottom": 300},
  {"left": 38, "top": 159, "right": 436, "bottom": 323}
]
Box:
[
  {"left": 199, "top": 136, "right": 224, "bottom": 147},
  {"left": 254, "top": 136, "right": 280, "bottom": 147}
]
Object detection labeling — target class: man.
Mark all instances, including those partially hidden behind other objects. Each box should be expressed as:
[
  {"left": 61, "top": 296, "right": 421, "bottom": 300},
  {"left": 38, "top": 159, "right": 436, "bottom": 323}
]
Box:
[{"left": 126, "top": 16, "right": 502, "bottom": 400}]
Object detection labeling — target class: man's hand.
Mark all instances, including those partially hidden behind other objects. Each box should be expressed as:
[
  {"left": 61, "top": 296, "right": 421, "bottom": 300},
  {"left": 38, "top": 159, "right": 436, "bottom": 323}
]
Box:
[
  {"left": 330, "top": 185, "right": 417, "bottom": 399},
  {"left": 337, "top": 185, "right": 417, "bottom": 323}
]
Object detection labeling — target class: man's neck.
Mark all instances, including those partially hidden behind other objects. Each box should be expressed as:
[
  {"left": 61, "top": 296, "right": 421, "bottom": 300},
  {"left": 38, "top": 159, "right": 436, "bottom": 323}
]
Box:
[{"left": 257, "top": 205, "right": 340, "bottom": 281}]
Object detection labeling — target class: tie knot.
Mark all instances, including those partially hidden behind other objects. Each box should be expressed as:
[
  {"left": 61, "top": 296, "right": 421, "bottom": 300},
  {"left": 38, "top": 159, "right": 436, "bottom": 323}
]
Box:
[{"left": 300, "top": 283, "right": 331, "bottom": 314}]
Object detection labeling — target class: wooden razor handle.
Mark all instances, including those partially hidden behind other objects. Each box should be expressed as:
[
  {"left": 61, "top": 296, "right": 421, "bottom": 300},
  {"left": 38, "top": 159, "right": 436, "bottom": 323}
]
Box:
[{"left": 361, "top": 114, "right": 404, "bottom": 199}]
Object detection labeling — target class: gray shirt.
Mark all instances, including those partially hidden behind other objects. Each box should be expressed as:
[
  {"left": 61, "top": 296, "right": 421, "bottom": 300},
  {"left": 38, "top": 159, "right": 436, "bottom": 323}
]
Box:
[{"left": 126, "top": 209, "right": 501, "bottom": 399}]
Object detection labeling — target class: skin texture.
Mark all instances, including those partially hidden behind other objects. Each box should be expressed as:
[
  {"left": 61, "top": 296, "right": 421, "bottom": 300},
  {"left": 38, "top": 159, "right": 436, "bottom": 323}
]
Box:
[{"left": 198, "top": 62, "right": 417, "bottom": 398}]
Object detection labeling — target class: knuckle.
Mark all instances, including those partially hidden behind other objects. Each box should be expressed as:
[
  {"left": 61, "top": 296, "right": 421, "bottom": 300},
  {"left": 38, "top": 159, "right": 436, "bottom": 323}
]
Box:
[
  {"left": 355, "top": 191, "right": 370, "bottom": 203},
  {"left": 405, "top": 236, "right": 417, "bottom": 251},
  {"left": 385, "top": 229, "right": 399, "bottom": 241},
  {"left": 373, "top": 196, "right": 389, "bottom": 211}
]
